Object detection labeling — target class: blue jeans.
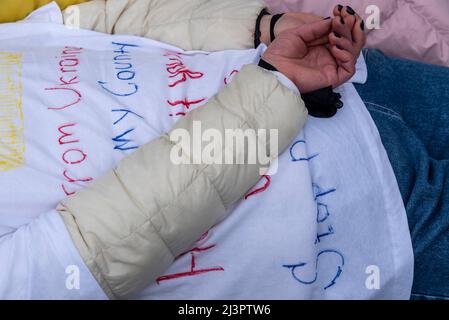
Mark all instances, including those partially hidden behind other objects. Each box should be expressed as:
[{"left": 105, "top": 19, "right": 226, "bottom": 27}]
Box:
[{"left": 354, "top": 50, "right": 449, "bottom": 300}]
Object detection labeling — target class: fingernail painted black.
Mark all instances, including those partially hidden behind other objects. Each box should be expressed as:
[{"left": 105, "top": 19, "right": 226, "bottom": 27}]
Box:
[
  {"left": 338, "top": 5, "right": 343, "bottom": 12},
  {"left": 334, "top": 32, "right": 341, "bottom": 38},
  {"left": 360, "top": 20, "right": 365, "bottom": 30},
  {"left": 346, "top": 6, "right": 355, "bottom": 15}
]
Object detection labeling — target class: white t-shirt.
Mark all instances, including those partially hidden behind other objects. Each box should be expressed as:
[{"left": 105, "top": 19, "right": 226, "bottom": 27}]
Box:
[{"left": 0, "top": 3, "right": 413, "bottom": 299}]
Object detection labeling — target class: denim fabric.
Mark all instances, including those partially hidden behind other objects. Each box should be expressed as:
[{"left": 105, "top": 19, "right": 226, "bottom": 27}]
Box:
[{"left": 354, "top": 49, "right": 449, "bottom": 300}]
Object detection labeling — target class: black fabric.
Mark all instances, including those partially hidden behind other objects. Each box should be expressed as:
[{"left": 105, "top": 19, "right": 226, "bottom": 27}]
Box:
[
  {"left": 258, "top": 58, "right": 278, "bottom": 72},
  {"left": 302, "top": 86, "right": 344, "bottom": 118},
  {"left": 270, "top": 13, "right": 285, "bottom": 43},
  {"left": 254, "top": 8, "right": 270, "bottom": 48}
]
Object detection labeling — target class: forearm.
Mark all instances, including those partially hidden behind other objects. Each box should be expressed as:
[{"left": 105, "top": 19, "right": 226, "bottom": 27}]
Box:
[
  {"left": 61, "top": 1, "right": 325, "bottom": 52},
  {"left": 63, "top": 0, "right": 266, "bottom": 51},
  {"left": 57, "top": 64, "right": 307, "bottom": 299}
]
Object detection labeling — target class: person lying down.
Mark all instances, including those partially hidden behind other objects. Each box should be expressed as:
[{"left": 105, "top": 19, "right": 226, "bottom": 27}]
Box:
[{"left": 0, "top": 2, "right": 413, "bottom": 299}]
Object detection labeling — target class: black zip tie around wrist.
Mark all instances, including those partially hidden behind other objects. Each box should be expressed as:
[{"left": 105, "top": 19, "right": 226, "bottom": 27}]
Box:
[
  {"left": 254, "top": 8, "right": 270, "bottom": 48},
  {"left": 258, "top": 58, "right": 279, "bottom": 72},
  {"left": 270, "top": 13, "right": 285, "bottom": 43}
]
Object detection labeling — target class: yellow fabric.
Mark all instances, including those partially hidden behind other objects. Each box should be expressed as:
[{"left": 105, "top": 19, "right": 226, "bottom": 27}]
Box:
[{"left": 0, "top": 0, "right": 89, "bottom": 23}]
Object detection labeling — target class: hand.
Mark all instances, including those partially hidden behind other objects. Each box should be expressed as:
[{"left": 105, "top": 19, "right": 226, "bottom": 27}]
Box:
[
  {"left": 259, "top": 12, "right": 324, "bottom": 45},
  {"left": 332, "top": 5, "right": 366, "bottom": 57},
  {"left": 259, "top": 5, "right": 366, "bottom": 52},
  {"left": 261, "top": 12, "right": 365, "bottom": 93}
]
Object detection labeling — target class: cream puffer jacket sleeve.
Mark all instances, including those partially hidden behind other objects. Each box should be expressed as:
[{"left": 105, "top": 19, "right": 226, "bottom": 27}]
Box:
[
  {"left": 62, "top": 0, "right": 266, "bottom": 51},
  {"left": 57, "top": 65, "right": 307, "bottom": 299}
]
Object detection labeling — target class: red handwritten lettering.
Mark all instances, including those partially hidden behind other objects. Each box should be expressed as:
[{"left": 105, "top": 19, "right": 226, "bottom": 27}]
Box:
[
  {"left": 59, "top": 76, "right": 79, "bottom": 86},
  {"left": 63, "top": 169, "right": 93, "bottom": 183},
  {"left": 61, "top": 183, "right": 76, "bottom": 196},
  {"left": 156, "top": 231, "right": 224, "bottom": 284},
  {"left": 62, "top": 148, "right": 87, "bottom": 165},
  {"left": 45, "top": 87, "right": 82, "bottom": 110},
  {"left": 47, "top": 46, "right": 91, "bottom": 197},
  {"left": 167, "top": 98, "right": 206, "bottom": 110},
  {"left": 224, "top": 69, "right": 239, "bottom": 85},
  {"left": 156, "top": 253, "right": 224, "bottom": 284},
  {"left": 58, "top": 123, "right": 79, "bottom": 145},
  {"left": 164, "top": 51, "right": 204, "bottom": 88},
  {"left": 245, "top": 175, "right": 271, "bottom": 200}
]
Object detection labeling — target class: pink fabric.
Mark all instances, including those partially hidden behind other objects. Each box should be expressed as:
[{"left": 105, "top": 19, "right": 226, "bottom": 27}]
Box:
[{"left": 266, "top": 0, "right": 449, "bottom": 66}]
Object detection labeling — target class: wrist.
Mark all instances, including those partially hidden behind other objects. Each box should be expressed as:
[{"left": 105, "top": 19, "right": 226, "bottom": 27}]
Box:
[
  {"left": 258, "top": 58, "right": 278, "bottom": 72},
  {"left": 259, "top": 15, "right": 272, "bottom": 45},
  {"left": 261, "top": 53, "right": 292, "bottom": 83}
]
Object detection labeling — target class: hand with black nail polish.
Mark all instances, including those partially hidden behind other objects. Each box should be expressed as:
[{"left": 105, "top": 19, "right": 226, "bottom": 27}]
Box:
[
  {"left": 332, "top": 4, "right": 366, "bottom": 58},
  {"left": 262, "top": 16, "right": 362, "bottom": 93},
  {"left": 260, "top": 6, "right": 367, "bottom": 92}
]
